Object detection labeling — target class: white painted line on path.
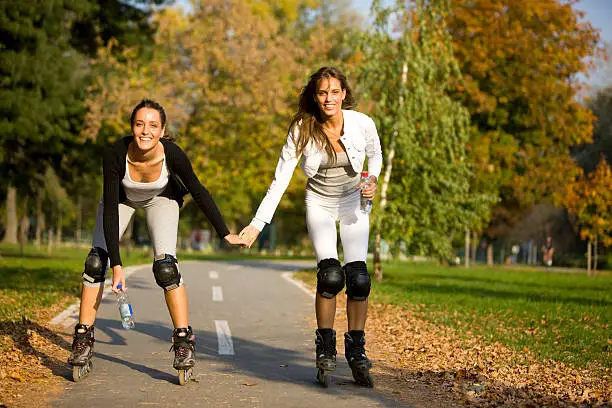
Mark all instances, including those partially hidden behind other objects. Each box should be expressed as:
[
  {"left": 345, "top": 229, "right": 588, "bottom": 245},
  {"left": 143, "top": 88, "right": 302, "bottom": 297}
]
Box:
[
  {"left": 212, "top": 286, "right": 224, "bottom": 302},
  {"left": 49, "top": 265, "right": 146, "bottom": 328},
  {"left": 214, "top": 320, "right": 235, "bottom": 355},
  {"left": 281, "top": 272, "right": 315, "bottom": 299},
  {"left": 209, "top": 270, "right": 219, "bottom": 279}
]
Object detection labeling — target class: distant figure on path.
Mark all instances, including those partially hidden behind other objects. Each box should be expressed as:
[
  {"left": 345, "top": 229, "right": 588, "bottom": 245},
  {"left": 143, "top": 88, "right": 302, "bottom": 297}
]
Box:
[
  {"left": 542, "top": 236, "right": 554, "bottom": 267},
  {"left": 511, "top": 244, "right": 520, "bottom": 264}
]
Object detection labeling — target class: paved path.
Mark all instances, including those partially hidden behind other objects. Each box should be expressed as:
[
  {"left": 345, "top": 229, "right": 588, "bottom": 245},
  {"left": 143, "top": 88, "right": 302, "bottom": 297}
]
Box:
[{"left": 51, "top": 259, "right": 408, "bottom": 407}]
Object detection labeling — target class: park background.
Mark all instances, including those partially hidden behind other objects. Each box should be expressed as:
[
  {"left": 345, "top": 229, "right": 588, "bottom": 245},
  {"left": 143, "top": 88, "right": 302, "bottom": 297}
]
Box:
[
  {"left": 2, "top": 0, "right": 612, "bottom": 274},
  {"left": 1, "top": 1, "right": 611, "bottom": 406}
]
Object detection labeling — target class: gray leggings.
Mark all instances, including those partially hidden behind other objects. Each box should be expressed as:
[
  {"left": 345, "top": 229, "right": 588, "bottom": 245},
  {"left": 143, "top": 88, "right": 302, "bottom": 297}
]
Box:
[{"left": 83, "top": 196, "right": 180, "bottom": 287}]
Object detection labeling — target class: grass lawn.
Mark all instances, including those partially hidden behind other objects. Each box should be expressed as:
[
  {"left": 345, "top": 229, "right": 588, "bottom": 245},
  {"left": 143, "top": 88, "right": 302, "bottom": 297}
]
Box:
[
  {"left": 0, "top": 244, "right": 151, "bottom": 323},
  {"left": 296, "top": 261, "right": 612, "bottom": 371}
]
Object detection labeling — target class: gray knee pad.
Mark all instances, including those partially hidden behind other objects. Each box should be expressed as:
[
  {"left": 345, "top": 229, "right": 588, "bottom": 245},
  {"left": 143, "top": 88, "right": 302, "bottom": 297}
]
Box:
[
  {"left": 82, "top": 247, "right": 108, "bottom": 284},
  {"left": 152, "top": 254, "right": 182, "bottom": 291},
  {"left": 344, "top": 261, "right": 371, "bottom": 300},
  {"left": 316, "top": 258, "right": 345, "bottom": 299}
]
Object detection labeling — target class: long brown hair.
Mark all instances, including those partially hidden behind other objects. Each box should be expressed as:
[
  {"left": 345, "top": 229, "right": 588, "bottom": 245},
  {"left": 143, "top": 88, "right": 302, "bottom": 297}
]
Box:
[{"left": 289, "top": 67, "right": 356, "bottom": 160}]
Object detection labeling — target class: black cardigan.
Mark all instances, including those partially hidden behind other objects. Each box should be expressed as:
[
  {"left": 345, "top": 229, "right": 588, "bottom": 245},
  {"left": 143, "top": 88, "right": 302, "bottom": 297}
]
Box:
[{"left": 102, "top": 137, "right": 230, "bottom": 267}]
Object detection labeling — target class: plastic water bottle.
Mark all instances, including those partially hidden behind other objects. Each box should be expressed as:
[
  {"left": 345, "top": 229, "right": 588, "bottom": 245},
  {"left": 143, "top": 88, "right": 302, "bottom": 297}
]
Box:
[
  {"left": 360, "top": 171, "right": 372, "bottom": 214},
  {"left": 116, "top": 284, "right": 135, "bottom": 330}
]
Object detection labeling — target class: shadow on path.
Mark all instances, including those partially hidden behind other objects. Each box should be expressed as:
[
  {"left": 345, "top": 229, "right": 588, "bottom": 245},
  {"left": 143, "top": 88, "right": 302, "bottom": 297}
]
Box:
[{"left": 75, "top": 318, "right": 406, "bottom": 406}]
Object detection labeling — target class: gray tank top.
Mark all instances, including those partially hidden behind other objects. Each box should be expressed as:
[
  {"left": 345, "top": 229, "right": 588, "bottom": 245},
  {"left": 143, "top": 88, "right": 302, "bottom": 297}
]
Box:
[
  {"left": 306, "top": 152, "right": 360, "bottom": 197},
  {"left": 122, "top": 157, "right": 170, "bottom": 202}
]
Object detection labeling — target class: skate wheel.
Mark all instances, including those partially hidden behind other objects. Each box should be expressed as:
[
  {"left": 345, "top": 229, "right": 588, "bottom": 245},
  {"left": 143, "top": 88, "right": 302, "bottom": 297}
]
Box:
[
  {"left": 72, "top": 360, "right": 92, "bottom": 382},
  {"left": 354, "top": 370, "right": 374, "bottom": 388},
  {"left": 361, "top": 372, "right": 374, "bottom": 388},
  {"left": 178, "top": 368, "right": 192, "bottom": 386},
  {"left": 316, "top": 368, "right": 329, "bottom": 388}
]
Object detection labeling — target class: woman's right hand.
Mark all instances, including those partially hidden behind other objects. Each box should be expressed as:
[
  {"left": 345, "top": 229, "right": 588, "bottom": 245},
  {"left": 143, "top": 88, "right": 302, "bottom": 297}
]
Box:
[
  {"left": 239, "top": 225, "right": 261, "bottom": 248},
  {"left": 111, "top": 265, "right": 126, "bottom": 293},
  {"left": 224, "top": 234, "right": 248, "bottom": 247}
]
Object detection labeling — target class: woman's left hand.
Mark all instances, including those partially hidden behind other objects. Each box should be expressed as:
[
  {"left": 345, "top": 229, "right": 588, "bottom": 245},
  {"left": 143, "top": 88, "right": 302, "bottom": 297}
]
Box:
[{"left": 360, "top": 175, "right": 378, "bottom": 199}]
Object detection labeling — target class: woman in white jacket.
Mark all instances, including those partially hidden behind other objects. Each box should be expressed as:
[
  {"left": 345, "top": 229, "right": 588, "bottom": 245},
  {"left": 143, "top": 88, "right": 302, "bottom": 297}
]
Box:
[{"left": 239, "top": 66, "right": 382, "bottom": 387}]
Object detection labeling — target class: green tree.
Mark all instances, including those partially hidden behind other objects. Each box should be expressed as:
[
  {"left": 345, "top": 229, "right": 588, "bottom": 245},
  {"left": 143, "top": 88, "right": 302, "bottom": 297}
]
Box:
[
  {"left": 0, "top": 0, "right": 172, "bottom": 245},
  {"left": 0, "top": 0, "right": 90, "bottom": 243},
  {"left": 574, "top": 85, "right": 612, "bottom": 173},
  {"left": 71, "top": 0, "right": 171, "bottom": 58},
  {"left": 360, "top": 0, "right": 495, "bottom": 279}
]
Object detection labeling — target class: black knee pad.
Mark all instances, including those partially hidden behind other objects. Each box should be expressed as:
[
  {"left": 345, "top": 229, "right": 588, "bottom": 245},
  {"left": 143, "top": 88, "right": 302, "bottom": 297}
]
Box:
[
  {"left": 316, "top": 258, "right": 345, "bottom": 299},
  {"left": 153, "top": 254, "right": 182, "bottom": 291},
  {"left": 82, "top": 247, "right": 108, "bottom": 284},
  {"left": 344, "top": 261, "right": 371, "bottom": 300}
]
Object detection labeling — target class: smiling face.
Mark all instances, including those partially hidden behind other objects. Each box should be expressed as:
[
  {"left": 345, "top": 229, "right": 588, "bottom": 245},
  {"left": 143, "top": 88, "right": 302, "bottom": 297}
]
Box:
[
  {"left": 131, "top": 107, "right": 164, "bottom": 153},
  {"left": 315, "top": 77, "right": 346, "bottom": 120}
]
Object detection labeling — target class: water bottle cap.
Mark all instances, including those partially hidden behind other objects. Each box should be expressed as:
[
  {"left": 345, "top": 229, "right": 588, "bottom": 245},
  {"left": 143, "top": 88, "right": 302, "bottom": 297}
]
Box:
[
  {"left": 117, "top": 284, "right": 123, "bottom": 290},
  {"left": 361, "top": 171, "right": 368, "bottom": 177}
]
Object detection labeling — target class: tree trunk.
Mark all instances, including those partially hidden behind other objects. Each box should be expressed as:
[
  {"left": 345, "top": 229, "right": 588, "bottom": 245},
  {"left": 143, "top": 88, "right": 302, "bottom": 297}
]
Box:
[
  {"left": 593, "top": 236, "right": 598, "bottom": 275},
  {"left": 464, "top": 228, "right": 470, "bottom": 268},
  {"left": 471, "top": 231, "right": 478, "bottom": 265},
  {"left": 374, "top": 231, "right": 382, "bottom": 282},
  {"left": 76, "top": 195, "right": 82, "bottom": 243},
  {"left": 35, "top": 190, "right": 44, "bottom": 248},
  {"left": 373, "top": 62, "right": 407, "bottom": 281},
  {"left": 18, "top": 197, "right": 30, "bottom": 254},
  {"left": 47, "top": 229, "right": 53, "bottom": 256},
  {"left": 55, "top": 213, "right": 63, "bottom": 248},
  {"left": 122, "top": 216, "right": 134, "bottom": 256},
  {"left": 587, "top": 239, "right": 592, "bottom": 277},
  {"left": 2, "top": 185, "right": 18, "bottom": 244},
  {"left": 486, "top": 242, "right": 493, "bottom": 265}
]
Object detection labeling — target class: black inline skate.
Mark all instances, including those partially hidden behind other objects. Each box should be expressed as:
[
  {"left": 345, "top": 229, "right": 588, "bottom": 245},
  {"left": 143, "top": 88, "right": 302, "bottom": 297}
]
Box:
[
  {"left": 170, "top": 326, "right": 196, "bottom": 385},
  {"left": 68, "top": 323, "right": 94, "bottom": 382},
  {"left": 345, "top": 330, "right": 373, "bottom": 387},
  {"left": 315, "top": 328, "right": 337, "bottom": 387}
]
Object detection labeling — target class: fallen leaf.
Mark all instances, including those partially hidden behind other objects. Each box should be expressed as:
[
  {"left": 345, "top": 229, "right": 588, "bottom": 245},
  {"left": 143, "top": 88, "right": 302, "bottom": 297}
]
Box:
[
  {"left": 242, "top": 382, "right": 258, "bottom": 386},
  {"left": 10, "top": 373, "right": 24, "bottom": 382}
]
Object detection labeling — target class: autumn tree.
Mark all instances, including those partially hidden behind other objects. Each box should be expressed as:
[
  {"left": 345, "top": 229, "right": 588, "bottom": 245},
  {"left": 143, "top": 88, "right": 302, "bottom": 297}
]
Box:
[
  {"left": 446, "top": 0, "right": 602, "bottom": 240},
  {"left": 558, "top": 158, "right": 612, "bottom": 276},
  {"left": 83, "top": 0, "right": 363, "bottom": 245},
  {"left": 359, "top": 0, "right": 495, "bottom": 279}
]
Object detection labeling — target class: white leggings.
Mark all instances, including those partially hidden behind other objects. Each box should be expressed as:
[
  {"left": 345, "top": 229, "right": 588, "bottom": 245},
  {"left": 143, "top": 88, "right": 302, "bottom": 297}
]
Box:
[
  {"left": 305, "top": 189, "right": 370, "bottom": 264},
  {"left": 84, "top": 196, "right": 180, "bottom": 287}
]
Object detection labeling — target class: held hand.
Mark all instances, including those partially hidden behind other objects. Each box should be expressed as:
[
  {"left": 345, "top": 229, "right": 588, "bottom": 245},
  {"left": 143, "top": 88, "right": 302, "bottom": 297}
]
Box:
[
  {"left": 224, "top": 233, "right": 248, "bottom": 247},
  {"left": 360, "top": 175, "right": 378, "bottom": 200},
  {"left": 111, "top": 265, "right": 126, "bottom": 293},
  {"left": 239, "top": 225, "right": 261, "bottom": 249}
]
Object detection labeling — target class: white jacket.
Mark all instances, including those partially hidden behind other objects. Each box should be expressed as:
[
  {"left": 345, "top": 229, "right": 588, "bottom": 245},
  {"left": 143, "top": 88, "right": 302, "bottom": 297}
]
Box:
[{"left": 251, "top": 110, "right": 383, "bottom": 230}]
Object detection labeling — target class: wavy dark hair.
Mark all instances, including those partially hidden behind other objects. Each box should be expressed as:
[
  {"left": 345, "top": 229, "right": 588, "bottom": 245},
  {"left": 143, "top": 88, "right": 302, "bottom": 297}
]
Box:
[
  {"left": 289, "top": 67, "right": 356, "bottom": 160},
  {"left": 130, "top": 98, "right": 175, "bottom": 140}
]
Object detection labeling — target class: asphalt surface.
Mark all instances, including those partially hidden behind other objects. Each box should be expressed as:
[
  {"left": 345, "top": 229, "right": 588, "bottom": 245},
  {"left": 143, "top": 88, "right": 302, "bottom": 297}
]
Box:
[{"left": 51, "top": 259, "right": 408, "bottom": 407}]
